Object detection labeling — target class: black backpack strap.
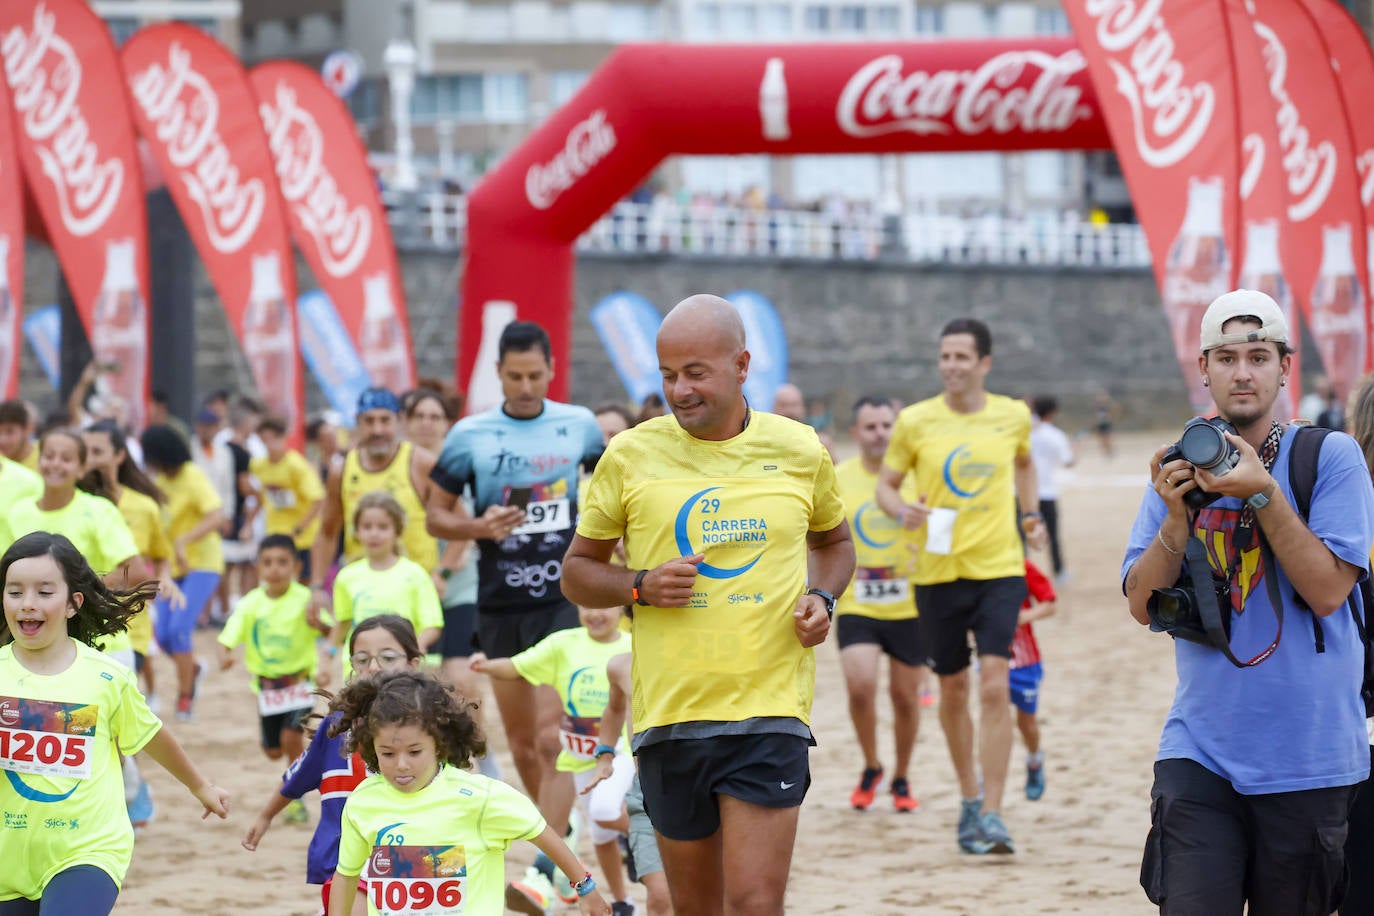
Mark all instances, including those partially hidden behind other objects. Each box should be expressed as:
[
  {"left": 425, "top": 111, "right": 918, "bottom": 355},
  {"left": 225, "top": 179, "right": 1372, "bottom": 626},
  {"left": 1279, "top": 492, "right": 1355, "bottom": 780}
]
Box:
[{"left": 1285, "top": 426, "right": 1332, "bottom": 652}]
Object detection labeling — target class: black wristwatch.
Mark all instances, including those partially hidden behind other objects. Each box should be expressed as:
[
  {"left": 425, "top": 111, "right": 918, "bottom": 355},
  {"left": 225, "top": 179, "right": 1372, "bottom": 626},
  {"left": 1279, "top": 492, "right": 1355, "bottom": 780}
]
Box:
[{"left": 806, "top": 588, "right": 837, "bottom": 619}]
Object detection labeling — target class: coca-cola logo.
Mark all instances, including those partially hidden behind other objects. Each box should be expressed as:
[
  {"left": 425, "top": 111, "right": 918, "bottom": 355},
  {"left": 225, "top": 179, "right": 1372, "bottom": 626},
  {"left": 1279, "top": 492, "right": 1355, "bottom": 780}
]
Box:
[
  {"left": 525, "top": 109, "right": 615, "bottom": 211},
  {"left": 258, "top": 80, "right": 370, "bottom": 278},
  {"left": 130, "top": 44, "right": 265, "bottom": 254},
  {"left": 1081, "top": 0, "right": 1214, "bottom": 169},
  {"left": 1, "top": 4, "right": 124, "bottom": 237},
  {"left": 836, "top": 50, "right": 1091, "bottom": 139},
  {"left": 1251, "top": 21, "right": 1336, "bottom": 222}
]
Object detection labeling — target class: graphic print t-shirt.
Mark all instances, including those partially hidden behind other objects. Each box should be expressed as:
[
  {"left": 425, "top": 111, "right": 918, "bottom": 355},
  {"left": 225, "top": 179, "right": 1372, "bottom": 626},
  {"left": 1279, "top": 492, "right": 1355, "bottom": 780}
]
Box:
[
  {"left": 0, "top": 641, "right": 161, "bottom": 900},
  {"left": 431, "top": 401, "right": 603, "bottom": 613},
  {"left": 578, "top": 412, "right": 845, "bottom": 733},
  {"left": 835, "top": 457, "right": 918, "bottom": 622}
]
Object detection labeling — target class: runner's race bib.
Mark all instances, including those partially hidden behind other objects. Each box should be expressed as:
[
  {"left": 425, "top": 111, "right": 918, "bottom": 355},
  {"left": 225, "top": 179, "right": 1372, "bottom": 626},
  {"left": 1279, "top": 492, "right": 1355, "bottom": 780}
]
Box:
[
  {"left": 367, "top": 845, "right": 467, "bottom": 915},
  {"left": 559, "top": 714, "right": 600, "bottom": 761},
  {"left": 513, "top": 497, "right": 570, "bottom": 536},
  {"left": 0, "top": 696, "right": 96, "bottom": 780},
  {"left": 257, "top": 674, "right": 316, "bottom": 717},
  {"left": 266, "top": 486, "right": 297, "bottom": 509},
  {"left": 855, "top": 567, "right": 910, "bottom": 605}
]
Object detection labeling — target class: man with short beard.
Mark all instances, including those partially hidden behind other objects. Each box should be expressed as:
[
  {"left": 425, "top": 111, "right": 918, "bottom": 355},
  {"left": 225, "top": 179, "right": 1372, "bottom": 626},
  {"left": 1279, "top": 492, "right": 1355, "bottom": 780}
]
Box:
[{"left": 308, "top": 388, "right": 439, "bottom": 631}]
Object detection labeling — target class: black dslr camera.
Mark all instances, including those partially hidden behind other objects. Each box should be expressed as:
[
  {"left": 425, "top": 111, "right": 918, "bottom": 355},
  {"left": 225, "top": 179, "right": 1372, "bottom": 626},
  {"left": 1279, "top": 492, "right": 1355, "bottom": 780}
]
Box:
[
  {"left": 1147, "top": 576, "right": 1234, "bottom": 644},
  {"left": 1158, "top": 417, "right": 1240, "bottom": 509}
]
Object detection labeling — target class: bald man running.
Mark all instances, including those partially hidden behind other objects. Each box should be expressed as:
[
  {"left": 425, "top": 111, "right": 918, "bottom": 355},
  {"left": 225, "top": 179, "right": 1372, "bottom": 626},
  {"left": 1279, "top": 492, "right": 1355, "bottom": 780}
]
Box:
[{"left": 564, "top": 294, "right": 855, "bottom": 916}]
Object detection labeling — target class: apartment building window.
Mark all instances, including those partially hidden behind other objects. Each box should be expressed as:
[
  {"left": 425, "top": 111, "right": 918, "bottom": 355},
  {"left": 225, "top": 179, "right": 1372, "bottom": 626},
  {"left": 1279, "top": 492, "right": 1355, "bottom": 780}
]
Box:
[
  {"left": 607, "top": 3, "right": 662, "bottom": 39},
  {"left": 348, "top": 79, "right": 383, "bottom": 124},
  {"left": 549, "top": 70, "right": 590, "bottom": 108},
  {"left": 874, "top": 5, "right": 901, "bottom": 32},
  {"left": 693, "top": 2, "right": 722, "bottom": 36},
  {"left": 759, "top": 4, "right": 792, "bottom": 35},
  {"left": 1034, "top": 7, "right": 1070, "bottom": 34},
  {"left": 837, "top": 5, "right": 867, "bottom": 32},
  {"left": 803, "top": 5, "right": 831, "bottom": 32},
  {"left": 413, "top": 74, "right": 527, "bottom": 124},
  {"left": 722, "top": 3, "right": 758, "bottom": 37},
  {"left": 914, "top": 4, "right": 944, "bottom": 34}
]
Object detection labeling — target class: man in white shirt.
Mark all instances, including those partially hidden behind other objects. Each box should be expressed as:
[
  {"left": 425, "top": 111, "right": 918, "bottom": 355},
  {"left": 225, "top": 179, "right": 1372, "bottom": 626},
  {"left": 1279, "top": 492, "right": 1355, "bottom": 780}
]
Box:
[{"left": 1030, "top": 396, "right": 1075, "bottom": 583}]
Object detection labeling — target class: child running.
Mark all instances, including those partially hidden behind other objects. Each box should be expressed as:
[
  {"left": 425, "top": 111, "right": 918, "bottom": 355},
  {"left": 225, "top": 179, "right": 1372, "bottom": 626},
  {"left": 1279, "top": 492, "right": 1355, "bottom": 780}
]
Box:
[
  {"left": 0, "top": 531, "right": 229, "bottom": 915},
  {"left": 582, "top": 652, "right": 673, "bottom": 916},
  {"left": 470, "top": 605, "right": 635, "bottom": 913},
  {"left": 1011, "top": 558, "right": 1057, "bottom": 801},
  {"left": 326, "top": 668, "right": 610, "bottom": 916},
  {"left": 330, "top": 492, "right": 442, "bottom": 676},
  {"left": 242, "top": 615, "right": 426, "bottom": 916},
  {"left": 217, "top": 535, "right": 332, "bottom": 786}
]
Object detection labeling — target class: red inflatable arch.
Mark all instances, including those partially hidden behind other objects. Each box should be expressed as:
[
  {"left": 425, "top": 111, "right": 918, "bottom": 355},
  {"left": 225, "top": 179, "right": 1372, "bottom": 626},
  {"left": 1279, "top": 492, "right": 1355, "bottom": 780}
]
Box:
[{"left": 458, "top": 39, "right": 1115, "bottom": 407}]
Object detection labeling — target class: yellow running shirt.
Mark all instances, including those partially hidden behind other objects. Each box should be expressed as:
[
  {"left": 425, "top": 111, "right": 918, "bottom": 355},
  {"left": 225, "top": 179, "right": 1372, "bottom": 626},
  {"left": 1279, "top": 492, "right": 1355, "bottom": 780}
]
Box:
[
  {"left": 113, "top": 487, "right": 172, "bottom": 655},
  {"left": 250, "top": 450, "right": 325, "bottom": 550},
  {"left": 336, "top": 766, "right": 546, "bottom": 916},
  {"left": 834, "top": 457, "right": 918, "bottom": 622},
  {"left": 218, "top": 583, "right": 320, "bottom": 685},
  {"left": 883, "top": 393, "right": 1032, "bottom": 585},
  {"left": 154, "top": 463, "right": 224, "bottom": 576},
  {"left": 511, "top": 628, "right": 632, "bottom": 772},
  {"left": 340, "top": 442, "right": 438, "bottom": 572},
  {"left": 577, "top": 412, "right": 846, "bottom": 733},
  {"left": 333, "top": 557, "right": 442, "bottom": 677},
  {"left": 0, "top": 640, "right": 162, "bottom": 901},
  {"left": 0, "top": 458, "right": 41, "bottom": 545}
]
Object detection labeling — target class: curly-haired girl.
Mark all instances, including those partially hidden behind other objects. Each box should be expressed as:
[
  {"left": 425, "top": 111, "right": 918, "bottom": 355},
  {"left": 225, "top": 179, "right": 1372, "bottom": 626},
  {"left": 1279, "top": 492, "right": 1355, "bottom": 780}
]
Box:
[
  {"left": 325, "top": 669, "right": 609, "bottom": 916},
  {"left": 0, "top": 531, "right": 229, "bottom": 915}
]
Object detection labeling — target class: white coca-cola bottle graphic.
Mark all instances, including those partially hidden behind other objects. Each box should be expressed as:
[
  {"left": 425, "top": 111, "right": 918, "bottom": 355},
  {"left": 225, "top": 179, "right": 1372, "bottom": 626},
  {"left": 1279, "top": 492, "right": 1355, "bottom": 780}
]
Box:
[
  {"left": 0, "top": 236, "right": 13, "bottom": 395},
  {"left": 1162, "top": 177, "right": 1231, "bottom": 411},
  {"left": 760, "top": 58, "right": 791, "bottom": 141},
  {"left": 241, "top": 252, "right": 298, "bottom": 431},
  {"left": 466, "top": 300, "right": 517, "bottom": 414},
  {"left": 1310, "top": 223, "right": 1366, "bottom": 401},
  {"left": 1237, "top": 219, "right": 1297, "bottom": 421},
  {"left": 90, "top": 238, "right": 147, "bottom": 431},
  {"left": 359, "top": 274, "right": 411, "bottom": 394}
]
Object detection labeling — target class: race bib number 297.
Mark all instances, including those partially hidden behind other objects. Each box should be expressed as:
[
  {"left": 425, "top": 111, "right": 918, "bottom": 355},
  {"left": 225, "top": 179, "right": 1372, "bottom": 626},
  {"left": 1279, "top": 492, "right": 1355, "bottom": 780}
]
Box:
[{"left": 0, "top": 696, "right": 96, "bottom": 779}]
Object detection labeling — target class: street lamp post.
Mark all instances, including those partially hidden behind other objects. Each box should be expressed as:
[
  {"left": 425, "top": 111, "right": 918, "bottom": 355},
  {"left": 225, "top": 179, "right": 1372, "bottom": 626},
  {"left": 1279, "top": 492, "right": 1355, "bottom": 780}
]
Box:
[{"left": 384, "top": 36, "right": 419, "bottom": 193}]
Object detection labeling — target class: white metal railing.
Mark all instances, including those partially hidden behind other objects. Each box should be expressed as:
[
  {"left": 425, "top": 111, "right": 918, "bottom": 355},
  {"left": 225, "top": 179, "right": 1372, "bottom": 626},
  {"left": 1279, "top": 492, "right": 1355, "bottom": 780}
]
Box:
[{"left": 382, "top": 191, "right": 1153, "bottom": 269}]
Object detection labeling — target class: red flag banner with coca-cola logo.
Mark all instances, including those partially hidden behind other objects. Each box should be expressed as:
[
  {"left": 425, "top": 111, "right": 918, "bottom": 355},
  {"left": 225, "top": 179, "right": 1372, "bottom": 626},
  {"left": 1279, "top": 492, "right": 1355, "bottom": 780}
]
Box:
[
  {"left": 1062, "top": 1, "right": 1242, "bottom": 412},
  {"left": 1224, "top": 0, "right": 1302, "bottom": 420},
  {"left": 461, "top": 39, "right": 1112, "bottom": 406},
  {"left": 122, "top": 24, "right": 304, "bottom": 443},
  {"left": 1241, "top": 0, "right": 1368, "bottom": 402},
  {"left": 0, "top": 74, "right": 23, "bottom": 399},
  {"left": 248, "top": 61, "right": 415, "bottom": 396},
  {"left": 0, "top": 0, "right": 149, "bottom": 427},
  {"left": 1298, "top": 0, "right": 1374, "bottom": 376}
]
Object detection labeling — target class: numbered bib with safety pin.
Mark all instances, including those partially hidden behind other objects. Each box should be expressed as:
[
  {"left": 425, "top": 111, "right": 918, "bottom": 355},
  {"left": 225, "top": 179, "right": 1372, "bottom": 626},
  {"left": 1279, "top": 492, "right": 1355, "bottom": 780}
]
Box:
[
  {"left": 0, "top": 696, "right": 96, "bottom": 780},
  {"left": 257, "top": 674, "right": 316, "bottom": 717},
  {"left": 854, "top": 569, "right": 910, "bottom": 605},
  {"left": 367, "top": 844, "right": 467, "bottom": 915}
]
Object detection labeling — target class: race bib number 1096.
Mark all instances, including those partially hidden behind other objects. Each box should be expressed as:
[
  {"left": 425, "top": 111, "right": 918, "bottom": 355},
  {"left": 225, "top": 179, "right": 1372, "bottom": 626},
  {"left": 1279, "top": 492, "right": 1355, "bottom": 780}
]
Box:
[{"left": 367, "top": 844, "right": 468, "bottom": 915}]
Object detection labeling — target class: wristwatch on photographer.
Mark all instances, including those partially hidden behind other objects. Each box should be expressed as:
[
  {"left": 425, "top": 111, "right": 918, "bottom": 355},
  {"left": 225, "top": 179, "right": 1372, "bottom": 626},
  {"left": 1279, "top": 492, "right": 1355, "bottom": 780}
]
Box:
[
  {"left": 1246, "top": 479, "right": 1277, "bottom": 511},
  {"left": 806, "top": 588, "right": 837, "bottom": 619}
]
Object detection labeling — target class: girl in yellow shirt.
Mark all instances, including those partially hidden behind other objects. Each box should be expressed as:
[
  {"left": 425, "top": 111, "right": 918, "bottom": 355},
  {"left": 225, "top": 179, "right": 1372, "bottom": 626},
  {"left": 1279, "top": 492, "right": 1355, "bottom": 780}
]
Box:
[
  {"left": 0, "top": 530, "right": 228, "bottom": 913},
  {"left": 139, "top": 426, "right": 225, "bottom": 722}
]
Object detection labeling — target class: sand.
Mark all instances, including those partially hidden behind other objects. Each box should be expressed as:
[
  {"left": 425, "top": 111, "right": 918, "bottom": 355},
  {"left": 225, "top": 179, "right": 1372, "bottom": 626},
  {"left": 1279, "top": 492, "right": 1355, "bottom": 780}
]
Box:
[{"left": 114, "top": 431, "right": 1176, "bottom": 915}]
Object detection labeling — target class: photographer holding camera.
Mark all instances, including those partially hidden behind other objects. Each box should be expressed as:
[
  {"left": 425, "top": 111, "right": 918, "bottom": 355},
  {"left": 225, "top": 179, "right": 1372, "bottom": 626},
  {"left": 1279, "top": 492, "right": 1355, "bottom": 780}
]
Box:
[{"left": 1122, "top": 290, "right": 1374, "bottom": 915}]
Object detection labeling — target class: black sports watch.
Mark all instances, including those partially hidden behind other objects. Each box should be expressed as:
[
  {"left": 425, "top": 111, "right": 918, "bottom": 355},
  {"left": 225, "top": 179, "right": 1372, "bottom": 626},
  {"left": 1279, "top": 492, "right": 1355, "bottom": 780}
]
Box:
[{"left": 806, "top": 588, "right": 837, "bottom": 619}]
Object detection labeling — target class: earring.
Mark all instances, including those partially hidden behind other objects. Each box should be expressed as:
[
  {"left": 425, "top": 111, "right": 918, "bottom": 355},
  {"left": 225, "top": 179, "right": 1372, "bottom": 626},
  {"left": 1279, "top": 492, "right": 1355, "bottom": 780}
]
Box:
[
  {"left": 1202, "top": 378, "right": 1209, "bottom": 387},
  {"left": 1281, "top": 378, "right": 1287, "bottom": 387}
]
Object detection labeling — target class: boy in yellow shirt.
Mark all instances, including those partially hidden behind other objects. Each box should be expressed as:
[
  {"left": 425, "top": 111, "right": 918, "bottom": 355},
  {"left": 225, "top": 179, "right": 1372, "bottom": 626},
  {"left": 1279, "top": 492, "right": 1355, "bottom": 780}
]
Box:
[
  {"left": 247, "top": 416, "right": 325, "bottom": 582},
  {"left": 218, "top": 535, "right": 331, "bottom": 822}
]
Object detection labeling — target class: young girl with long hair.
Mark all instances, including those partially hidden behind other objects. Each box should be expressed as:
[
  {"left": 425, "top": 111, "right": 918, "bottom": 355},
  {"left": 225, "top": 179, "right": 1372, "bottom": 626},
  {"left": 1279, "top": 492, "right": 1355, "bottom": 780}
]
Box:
[
  {"left": 0, "top": 532, "right": 229, "bottom": 914},
  {"left": 325, "top": 668, "right": 609, "bottom": 916}
]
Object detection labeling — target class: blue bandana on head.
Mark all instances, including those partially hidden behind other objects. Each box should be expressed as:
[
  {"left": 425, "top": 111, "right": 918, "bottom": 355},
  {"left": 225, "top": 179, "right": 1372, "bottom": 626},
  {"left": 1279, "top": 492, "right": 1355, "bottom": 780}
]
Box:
[{"left": 356, "top": 387, "right": 401, "bottom": 415}]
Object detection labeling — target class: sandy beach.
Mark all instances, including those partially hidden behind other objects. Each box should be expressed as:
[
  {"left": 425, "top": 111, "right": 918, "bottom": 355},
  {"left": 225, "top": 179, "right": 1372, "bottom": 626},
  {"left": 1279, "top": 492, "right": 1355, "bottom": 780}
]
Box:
[{"left": 115, "top": 430, "right": 1177, "bottom": 915}]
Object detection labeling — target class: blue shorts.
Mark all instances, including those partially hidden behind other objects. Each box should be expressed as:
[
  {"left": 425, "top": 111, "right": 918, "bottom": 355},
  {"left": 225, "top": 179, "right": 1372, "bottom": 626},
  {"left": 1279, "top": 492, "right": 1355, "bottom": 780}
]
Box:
[
  {"left": 153, "top": 570, "right": 221, "bottom": 655},
  {"left": 1009, "top": 662, "right": 1044, "bottom": 715}
]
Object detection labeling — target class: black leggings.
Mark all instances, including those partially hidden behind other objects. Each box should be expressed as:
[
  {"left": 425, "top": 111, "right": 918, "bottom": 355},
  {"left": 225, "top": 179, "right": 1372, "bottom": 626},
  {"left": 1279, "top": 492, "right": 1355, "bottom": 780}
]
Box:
[{"left": 0, "top": 865, "right": 118, "bottom": 915}]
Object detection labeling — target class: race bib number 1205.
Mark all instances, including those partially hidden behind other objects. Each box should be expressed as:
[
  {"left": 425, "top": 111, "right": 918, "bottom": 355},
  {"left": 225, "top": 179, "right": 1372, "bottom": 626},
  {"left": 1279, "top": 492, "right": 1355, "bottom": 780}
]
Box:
[{"left": 0, "top": 696, "right": 96, "bottom": 779}]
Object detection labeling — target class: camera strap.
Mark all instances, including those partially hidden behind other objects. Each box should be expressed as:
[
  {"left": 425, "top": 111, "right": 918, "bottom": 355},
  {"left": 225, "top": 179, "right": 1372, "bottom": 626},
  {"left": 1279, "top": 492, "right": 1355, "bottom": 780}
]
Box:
[{"left": 1183, "top": 537, "right": 1283, "bottom": 668}]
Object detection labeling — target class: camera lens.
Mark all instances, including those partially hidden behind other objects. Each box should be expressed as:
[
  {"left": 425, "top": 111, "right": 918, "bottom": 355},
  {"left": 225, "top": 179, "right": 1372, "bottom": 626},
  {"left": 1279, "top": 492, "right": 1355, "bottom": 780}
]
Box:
[
  {"left": 1179, "top": 423, "right": 1227, "bottom": 469},
  {"left": 1152, "top": 592, "right": 1184, "bottom": 626}
]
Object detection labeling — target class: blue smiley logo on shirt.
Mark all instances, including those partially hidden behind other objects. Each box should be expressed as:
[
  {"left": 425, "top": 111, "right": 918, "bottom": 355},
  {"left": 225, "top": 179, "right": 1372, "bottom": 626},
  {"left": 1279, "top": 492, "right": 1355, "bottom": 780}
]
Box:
[{"left": 674, "top": 487, "right": 764, "bottom": 580}]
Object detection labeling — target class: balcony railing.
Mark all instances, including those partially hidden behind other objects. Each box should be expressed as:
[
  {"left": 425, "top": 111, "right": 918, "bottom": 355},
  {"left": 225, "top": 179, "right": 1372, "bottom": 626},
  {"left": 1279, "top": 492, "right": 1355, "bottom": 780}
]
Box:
[{"left": 383, "top": 191, "right": 1153, "bottom": 270}]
